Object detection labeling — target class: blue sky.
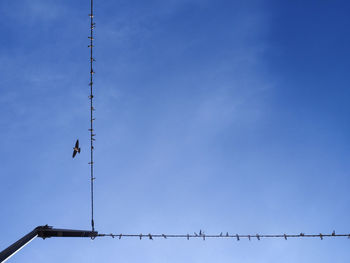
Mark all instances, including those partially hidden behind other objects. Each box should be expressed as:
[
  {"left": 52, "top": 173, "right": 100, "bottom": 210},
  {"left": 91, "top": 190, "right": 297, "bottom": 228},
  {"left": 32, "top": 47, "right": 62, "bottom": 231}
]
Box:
[{"left": 1, "top": 0, "right": 350, "bottom": 262}]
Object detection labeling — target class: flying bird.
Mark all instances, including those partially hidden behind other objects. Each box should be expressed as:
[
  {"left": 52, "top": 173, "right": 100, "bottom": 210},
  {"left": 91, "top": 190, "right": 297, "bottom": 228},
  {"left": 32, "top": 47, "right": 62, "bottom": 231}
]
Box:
[{"left": 72, "top": 139, "right": 81, "bottom": 158}]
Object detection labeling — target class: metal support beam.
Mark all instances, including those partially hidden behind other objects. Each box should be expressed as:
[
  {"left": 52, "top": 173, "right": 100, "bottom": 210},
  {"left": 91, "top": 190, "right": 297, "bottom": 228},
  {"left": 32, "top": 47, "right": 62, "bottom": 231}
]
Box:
[
  {"left": 0, "top": 225, "right": 97, "bottom": 262},
  {"left": 0, "top": 228, "right": 38, "bottom": 263}
]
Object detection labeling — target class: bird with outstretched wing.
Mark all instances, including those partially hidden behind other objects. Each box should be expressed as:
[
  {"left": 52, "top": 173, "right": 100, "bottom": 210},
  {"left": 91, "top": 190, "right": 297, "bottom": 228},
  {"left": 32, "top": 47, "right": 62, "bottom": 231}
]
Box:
[{"left": 72, "top": 139, "right": 81, "bottom": 158}]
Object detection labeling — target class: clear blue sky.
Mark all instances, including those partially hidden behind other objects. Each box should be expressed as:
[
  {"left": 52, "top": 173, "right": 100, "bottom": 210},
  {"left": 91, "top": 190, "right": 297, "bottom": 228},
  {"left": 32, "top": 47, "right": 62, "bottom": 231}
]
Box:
[{"left": 1, "top": 0, "right": 349, "bottom": 262}]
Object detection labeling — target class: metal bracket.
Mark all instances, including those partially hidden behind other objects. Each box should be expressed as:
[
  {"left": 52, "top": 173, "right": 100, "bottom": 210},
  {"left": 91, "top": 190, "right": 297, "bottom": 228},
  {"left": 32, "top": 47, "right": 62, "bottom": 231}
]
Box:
[{"left": 0, "top": 225, "right": 98, "bottom": 262}]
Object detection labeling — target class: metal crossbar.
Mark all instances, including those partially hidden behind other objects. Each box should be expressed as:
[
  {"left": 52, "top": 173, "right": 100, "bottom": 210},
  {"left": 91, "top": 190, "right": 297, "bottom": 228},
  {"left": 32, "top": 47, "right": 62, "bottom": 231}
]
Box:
[{"left": 97, "top": 231, "right": 350, "bottom": 241}]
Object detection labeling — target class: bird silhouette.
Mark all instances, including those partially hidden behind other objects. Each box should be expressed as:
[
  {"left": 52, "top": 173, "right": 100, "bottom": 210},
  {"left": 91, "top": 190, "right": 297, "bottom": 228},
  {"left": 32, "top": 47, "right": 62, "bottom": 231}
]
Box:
[{"left": 72, "top": 139, "right": 81, "bottom": 158}]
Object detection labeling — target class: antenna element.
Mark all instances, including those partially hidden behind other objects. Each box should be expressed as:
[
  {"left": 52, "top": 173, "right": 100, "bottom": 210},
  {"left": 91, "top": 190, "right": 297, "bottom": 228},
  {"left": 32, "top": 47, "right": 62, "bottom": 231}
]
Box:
[{"left": 89, "top": 0, "right": 96, "bottom": 237}]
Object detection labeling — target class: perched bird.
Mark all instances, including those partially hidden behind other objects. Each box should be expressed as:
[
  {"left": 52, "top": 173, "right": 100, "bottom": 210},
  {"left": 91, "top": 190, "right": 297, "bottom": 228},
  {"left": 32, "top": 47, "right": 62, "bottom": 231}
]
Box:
[{"left": 72, "top": 139, "right": 81, "bottom": 158}]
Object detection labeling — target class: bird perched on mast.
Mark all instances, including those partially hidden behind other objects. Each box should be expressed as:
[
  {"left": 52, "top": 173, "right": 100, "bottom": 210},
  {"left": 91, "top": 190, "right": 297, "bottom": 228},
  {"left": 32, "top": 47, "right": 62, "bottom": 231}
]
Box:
[{"left": 72, "top": 139, "right": 81, "bottom": 158}]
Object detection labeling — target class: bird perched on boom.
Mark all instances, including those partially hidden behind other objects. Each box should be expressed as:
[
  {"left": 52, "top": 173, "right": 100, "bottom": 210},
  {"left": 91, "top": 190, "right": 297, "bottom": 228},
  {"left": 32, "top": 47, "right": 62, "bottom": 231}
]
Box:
[{"left": 72, "top": 139, "right": 81, "bottom": 158}]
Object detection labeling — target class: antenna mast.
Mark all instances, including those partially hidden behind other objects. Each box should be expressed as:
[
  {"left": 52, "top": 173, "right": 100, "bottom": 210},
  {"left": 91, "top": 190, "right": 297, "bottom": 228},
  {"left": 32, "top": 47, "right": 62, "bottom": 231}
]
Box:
[{"left": 88, "top": 0, "right": 96, "bottom": 234}]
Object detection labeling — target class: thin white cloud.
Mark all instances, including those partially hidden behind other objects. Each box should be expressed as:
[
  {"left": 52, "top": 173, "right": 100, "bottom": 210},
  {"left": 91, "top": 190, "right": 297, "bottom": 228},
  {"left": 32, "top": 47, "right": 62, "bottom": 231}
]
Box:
[{"left": 1, "top": 0, "right": 64, "bottom": 24}]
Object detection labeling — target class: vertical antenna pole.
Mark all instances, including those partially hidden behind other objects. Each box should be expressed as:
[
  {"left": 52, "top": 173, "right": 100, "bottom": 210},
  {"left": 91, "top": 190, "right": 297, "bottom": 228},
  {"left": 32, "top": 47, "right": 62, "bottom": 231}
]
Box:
[{"left": 89, "top": 0, "right": 95, "bottom": 236}]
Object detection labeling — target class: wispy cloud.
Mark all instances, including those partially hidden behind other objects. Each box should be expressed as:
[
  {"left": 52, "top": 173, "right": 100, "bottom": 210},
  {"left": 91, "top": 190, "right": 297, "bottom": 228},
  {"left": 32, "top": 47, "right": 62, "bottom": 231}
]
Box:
[{"left": 0, "top": 0, "right": 64, "bottom": 23}]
